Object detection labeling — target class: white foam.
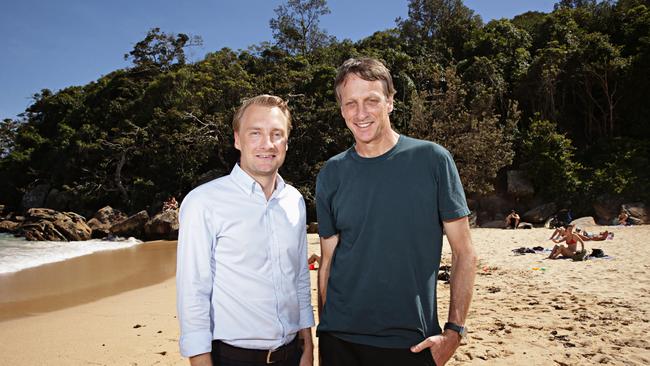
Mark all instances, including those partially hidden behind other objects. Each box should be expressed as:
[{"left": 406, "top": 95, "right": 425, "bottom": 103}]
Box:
[{"left": 0, "top": 234, "right": 143, "bottom": 274}]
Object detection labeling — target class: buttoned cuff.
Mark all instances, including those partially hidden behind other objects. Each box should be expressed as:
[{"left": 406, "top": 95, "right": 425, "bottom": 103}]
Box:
[
  {"left": 179, "top": 329, "right": 213, "bottom": 358},
  {"left": 299, "top": 305, "right": 315, "bottom": 329}
]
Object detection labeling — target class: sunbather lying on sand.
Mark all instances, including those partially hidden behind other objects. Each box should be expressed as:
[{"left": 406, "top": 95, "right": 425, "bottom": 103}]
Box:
[{"left": 576, "top": 228, "right": 612, "bottom": 241}]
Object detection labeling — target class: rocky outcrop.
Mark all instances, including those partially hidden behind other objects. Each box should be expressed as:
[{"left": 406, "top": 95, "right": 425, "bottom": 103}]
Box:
[
  {"left": 144, "top": 210, "right": 179, "bottom": 240},
  {"left": 622, "top": 202, "right": 648, "bottom": 224},
  {"left": 0, "top": 220, "right": 19, "bottom": 233},
  {"left": 523, "top": 203, "right": 557, "bottom": 224},
  {"left": 476, "top": 195, "right": 513, "bottom": 224},
  {"left": 21, "top": 184, "right": 51, "bottom": 210},
  {"left": 571, "top": 216, "right": 597, "bottom": 227},
  {"left": 480, "top": 220, "right": 507, "bottom": 229},
  {"left": 87, "top": 206, "right": 128, "bottom": 239},
  {"left": 110, "top": 210, "right": 150, "bottom": 239},
  {"left": 44, "top": 188, "right": 74, "bottom": 212},
  {"left": 18, "top": 208, "right": 92, "bottom": 241},
  {"left": 507, "top": 170, "right": 534, "bottom": 197},
  {"left": 593, "top": 195, "right": 624, "bottom": 225}
]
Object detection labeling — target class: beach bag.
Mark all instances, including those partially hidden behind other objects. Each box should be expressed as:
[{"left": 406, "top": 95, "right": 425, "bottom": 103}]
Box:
[
  {"left": 572, "top": 249, "right": 588, "bottom": 261},
  {"left": 590, "top": 248, "right": 605, "bottom": 258}
]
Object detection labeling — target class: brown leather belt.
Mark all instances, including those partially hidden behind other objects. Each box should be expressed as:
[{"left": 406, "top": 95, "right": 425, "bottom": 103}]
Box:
[{"left": 211, "top": 336, "right": 298, "bottom": 364}]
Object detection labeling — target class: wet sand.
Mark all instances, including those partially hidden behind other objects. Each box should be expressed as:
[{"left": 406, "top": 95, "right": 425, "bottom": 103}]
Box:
[{"left": 0, "top": 240, "right": 177, "bottom": 321}]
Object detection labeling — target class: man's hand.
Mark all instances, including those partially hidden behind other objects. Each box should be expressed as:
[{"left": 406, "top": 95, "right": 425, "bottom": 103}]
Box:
[
  {"left": 299, "top": 344, "right": 314, "bottom": 366},
  {"left": 298, "top": 328, "right": 314, "bottom": 366},
  {"left": 410, "top": 330, "right": 461, "bottom": 366}
]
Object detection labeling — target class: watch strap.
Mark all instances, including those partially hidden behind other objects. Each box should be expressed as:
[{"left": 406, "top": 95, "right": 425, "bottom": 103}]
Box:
[{"left": 444, "top": 322, "right": 466, "bottom": 338}]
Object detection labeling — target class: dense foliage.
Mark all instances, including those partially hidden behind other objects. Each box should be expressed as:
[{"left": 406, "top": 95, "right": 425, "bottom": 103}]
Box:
[{"left": 1, "top": 0, "right": 649, "bottom": 219}]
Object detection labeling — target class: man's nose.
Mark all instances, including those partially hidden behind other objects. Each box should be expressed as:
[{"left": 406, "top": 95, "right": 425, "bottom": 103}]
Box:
[
  {"left": 357, "top": 104, "right": 369, "bottom": 120},
  {"left": 260, "top": 134, "right": 274, "bottom": 148}
]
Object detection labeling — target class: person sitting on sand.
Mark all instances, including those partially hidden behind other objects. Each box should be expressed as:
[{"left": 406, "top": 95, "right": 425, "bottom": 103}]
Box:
[
  {"left": 548, "top": 224, "right": 586, "bottom": 259},
  {"left": 549, "top": 226, "right": 566, "bottom": 240},
  {"left": 618, "top": 210, "right": 630, "bottom": 226},
  {"left": 504, "top": 210, "right": 520, "bottom": 229}
]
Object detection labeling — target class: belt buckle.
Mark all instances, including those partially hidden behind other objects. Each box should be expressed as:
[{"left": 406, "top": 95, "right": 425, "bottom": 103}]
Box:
[{"left": 266, "top": 348, "right": 277, "bottom": 364}]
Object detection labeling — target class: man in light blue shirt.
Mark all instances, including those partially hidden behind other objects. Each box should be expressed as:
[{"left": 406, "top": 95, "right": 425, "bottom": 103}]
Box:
[{"left": 177, "top": 95, "right": 315, "bottom": 366}]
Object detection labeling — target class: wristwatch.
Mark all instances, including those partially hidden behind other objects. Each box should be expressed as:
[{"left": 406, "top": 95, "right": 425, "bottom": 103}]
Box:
[{"left": 444, "top": 322, "right": 467, "bottom": 338}]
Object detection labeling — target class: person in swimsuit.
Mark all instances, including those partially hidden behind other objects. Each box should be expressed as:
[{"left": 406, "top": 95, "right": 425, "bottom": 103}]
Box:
[
  {"left": 548, "top": 224, "right": 585, "bottom": 259},
  {"left": 575, "top": 228, "right": 611, "bottom": 241}
]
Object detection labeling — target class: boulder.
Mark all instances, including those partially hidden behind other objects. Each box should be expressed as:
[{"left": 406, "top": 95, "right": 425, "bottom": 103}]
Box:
[
  {"left": 18, "top": 208, "right": 92, "bottom": 241},
  {"left": 593, "top": 195, "right": 624, "bottom": 225},
  {"left": 571, "top": 216, "right": 597, "bottom": 227},
  {"left": 0, "top": 220, "right": 19, "bottom": 233},
  {"left": 480, "top": 220, "right": 507, "bottom": 229},
  {"left": 144, "top": 210, "right": 179, "bottom": 240},
  {"left": 621, "top": 202, "right": 649, "bottom": 224},
  {"left": 522, "top": 202, "right": 557, "bottom": 224},
  {"left": 478, "top": 195, "right": 513, "bottom": 217},
  {"left": 507, "top": 170, "right": 534, "bottom": 197},
  {"left": 466, "top": 198, "right": 479, "bottom": 211},
  {"left": 22, "top": 184, "right": 51, "bottom": 210},
  {"left": 87, "top": 206, "right": 128, "bottom": 239},
  {"left": 519, "top": 222, "right": 533, "bottom": 229},
  {"left": 110, "top": 210, "right": 150, "bottom": 239},
  {"left": 44, "top": 188, "right": 74, "bottom": 212}
]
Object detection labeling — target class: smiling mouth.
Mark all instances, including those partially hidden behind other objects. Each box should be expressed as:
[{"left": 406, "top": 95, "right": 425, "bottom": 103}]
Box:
[
  {"left": 355, "top": 121, "right": 373, "bottom": 128},
  {"left": 256, "top": 154, "right": 276, "bottom": 159}
]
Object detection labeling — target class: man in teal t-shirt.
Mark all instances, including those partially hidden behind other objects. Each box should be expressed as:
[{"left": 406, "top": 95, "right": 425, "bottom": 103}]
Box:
[{"left": 316, "top": 57, "right": 478, "bottom": 366}]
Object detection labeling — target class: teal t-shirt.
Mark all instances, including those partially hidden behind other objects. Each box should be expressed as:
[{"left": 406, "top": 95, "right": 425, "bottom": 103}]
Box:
[{"left": 315, "top": 135, "right": 470, "bottom": 348}]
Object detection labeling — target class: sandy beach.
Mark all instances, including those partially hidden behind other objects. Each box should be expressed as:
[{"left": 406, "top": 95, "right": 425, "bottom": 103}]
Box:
[{"left": 1, "top": 226, "right": 649, "bottom": 365}]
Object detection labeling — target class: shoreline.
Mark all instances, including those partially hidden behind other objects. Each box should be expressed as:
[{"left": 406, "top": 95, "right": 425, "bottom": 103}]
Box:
[
  {"left": 0, "top": 240, "right": 177, "bottom": 321},
  {"left": 0, "top": 227, "right": 648, "bottom": 365}
]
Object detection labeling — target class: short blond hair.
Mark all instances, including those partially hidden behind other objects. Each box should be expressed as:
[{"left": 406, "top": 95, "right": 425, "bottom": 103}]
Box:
[
  {"left": 334, "top": 57, "right": 396, "bottom": 104},
  {"left": 232, "top": 94, "right": 292, "bottom": 134}
]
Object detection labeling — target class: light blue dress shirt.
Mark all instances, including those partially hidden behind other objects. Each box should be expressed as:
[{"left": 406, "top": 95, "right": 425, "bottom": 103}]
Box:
[{"left": 176, "top": 164, "right": 314, "bottom": 358}]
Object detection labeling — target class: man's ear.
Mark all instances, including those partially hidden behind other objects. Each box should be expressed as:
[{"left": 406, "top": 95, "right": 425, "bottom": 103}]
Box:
[
  {"left": 234, "top": 132, "right": 241, "bottom": 151},
  {"left": 387, "top": 96, "right": 394, "bottom": 113}
]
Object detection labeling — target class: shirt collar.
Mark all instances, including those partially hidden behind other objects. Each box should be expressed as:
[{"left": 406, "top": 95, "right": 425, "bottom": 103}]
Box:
[{"left": 230, "top": 163, "right": 286, "bottom": 197}]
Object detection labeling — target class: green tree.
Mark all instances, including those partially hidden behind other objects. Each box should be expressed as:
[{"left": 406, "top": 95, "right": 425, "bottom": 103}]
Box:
[
  {"left": 398, "top": 0, "right": 482, "bottom": 61},
  {"left": 269, "top": 0, "right": 335, "bottom": 57},
  {"left": 520, "top": 117, "right": 582, "bottom": 200},
  {"left": 124, "top": 27, "right": 202, "bottom": 71},
  {"left": 0, "top": 119, "right": 19, "bottom": 157},
  {"left": 407, "top": 66, "right": 517, "bottom": 194}
]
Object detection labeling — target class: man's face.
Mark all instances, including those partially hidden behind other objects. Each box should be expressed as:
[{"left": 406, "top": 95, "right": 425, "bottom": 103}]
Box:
[
  {"left": 234, "top": 105, "right": 288, "bottom": 181},
  {"left": 339, "top": 73, "right": 394, "bottom": 145}
]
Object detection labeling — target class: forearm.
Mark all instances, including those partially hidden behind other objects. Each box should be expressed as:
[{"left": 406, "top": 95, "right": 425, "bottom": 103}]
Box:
[
  {"left": 447, "top": 246, "right": 477, "bottom": 325},
  {"left": 189, "top": 353, "right": 212, "bottom": 366},
  {"left": 317, "top": 262, "right": 330, "bottom": 316},
  {"left": 299, "top": 327, "right": 314, "bottom": 352},
  {"left": 317, "top": 235, "right": 339, "bottom": 315}
]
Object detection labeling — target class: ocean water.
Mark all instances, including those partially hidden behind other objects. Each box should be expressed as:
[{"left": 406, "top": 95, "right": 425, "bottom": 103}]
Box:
[{"left": 0, "top": 233, "right": 142, "bottom": 274}]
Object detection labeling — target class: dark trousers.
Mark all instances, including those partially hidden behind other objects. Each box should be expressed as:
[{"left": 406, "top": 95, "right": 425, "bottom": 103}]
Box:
[
  {"left": 319, "top": 332, "right": 436, "bottom": 366},
  {"left": 210, "top": 342, "right": 301, "bottom": 366}
]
